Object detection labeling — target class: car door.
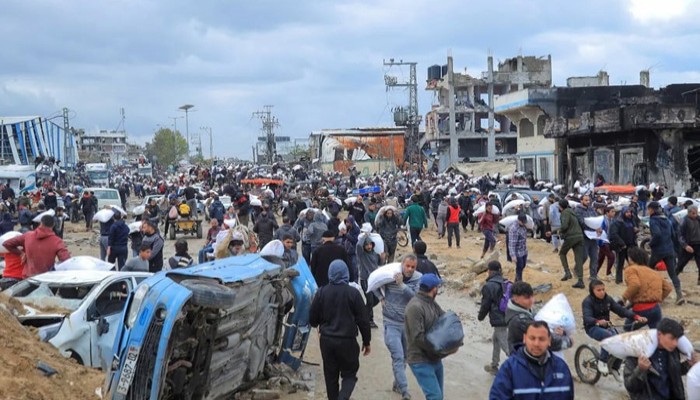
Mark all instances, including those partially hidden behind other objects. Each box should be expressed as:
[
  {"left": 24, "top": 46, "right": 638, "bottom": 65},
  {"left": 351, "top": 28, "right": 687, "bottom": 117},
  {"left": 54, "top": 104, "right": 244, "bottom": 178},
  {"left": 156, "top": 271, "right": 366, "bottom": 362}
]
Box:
[{"left": 88, "top": 278, "right": 132, "bottom": 370}]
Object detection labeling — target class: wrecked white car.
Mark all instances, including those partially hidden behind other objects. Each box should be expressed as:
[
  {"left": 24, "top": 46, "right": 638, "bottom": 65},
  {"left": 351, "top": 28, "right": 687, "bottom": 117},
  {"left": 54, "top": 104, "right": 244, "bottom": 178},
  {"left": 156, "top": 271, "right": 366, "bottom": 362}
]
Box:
[{"left": 3, "top": 270, "right": 151, "bottom": 370}]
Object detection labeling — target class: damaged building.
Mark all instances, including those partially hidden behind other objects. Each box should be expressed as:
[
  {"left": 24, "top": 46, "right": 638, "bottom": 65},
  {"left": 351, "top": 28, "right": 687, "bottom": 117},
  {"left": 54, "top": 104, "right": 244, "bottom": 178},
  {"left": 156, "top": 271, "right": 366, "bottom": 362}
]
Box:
[
  {"left": 424, "top": 55, "right": 552, "bottom": 171},
  {"left": 497, "top": 79, "right": 700, "bottom": 193},
  {"left": 309, "top": 127, "right": 406, "bottom": 175}
]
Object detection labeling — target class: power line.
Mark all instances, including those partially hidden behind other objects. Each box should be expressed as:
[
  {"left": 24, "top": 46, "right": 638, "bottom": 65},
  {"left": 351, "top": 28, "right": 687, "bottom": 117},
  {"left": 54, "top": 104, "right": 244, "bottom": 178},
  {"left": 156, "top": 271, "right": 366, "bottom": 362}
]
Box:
[{"left": 252, "top": 105, "right": 280, "bottom": 164}]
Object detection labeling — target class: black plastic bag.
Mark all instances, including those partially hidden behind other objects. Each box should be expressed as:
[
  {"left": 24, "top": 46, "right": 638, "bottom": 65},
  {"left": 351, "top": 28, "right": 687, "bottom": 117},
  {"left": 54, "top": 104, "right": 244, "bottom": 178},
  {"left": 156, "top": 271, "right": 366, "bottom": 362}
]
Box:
[{"left": 426, "top": 311, "right": 464, "bottom": 357}]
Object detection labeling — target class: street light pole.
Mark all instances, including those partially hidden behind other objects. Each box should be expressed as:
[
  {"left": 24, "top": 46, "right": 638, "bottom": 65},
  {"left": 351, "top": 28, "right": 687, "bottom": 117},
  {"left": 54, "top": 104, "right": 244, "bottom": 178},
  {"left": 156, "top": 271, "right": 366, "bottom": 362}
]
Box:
[{"left": 179, "top": 104, "right": 194, "bottom": 158}]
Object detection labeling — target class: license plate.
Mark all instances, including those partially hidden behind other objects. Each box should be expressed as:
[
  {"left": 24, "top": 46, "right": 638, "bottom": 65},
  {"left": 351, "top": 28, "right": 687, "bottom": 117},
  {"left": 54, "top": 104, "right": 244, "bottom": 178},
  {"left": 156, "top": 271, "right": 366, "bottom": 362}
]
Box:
[{"left": 116, "top": 345, "right": 140, "bottom": 395}]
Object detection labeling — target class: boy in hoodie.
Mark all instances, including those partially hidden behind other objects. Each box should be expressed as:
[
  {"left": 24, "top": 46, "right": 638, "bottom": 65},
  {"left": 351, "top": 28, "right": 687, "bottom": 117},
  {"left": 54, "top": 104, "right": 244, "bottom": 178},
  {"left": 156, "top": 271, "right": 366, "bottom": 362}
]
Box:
[
  {"left": 478, "top": 261, "right": 509, "bottom": 375},
  {"left": 505, "top": 281, "right": 571, "bottom": 355},
  {"left": 582, "top": 279, "right": 647, "bottom": 377},
  {"left": 309, "top": 260, "right": 371, "bottom": 400},
  {"left": 357, "top": 234, "right": 380, "bottom": 328}
]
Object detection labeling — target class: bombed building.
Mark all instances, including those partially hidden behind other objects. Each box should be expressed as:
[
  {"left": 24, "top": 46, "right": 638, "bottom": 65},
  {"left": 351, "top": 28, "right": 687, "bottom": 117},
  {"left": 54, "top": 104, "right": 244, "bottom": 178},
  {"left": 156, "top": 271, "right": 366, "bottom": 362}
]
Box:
[{"left": 496, "top": 80, "right": 700, "bottom": 193}]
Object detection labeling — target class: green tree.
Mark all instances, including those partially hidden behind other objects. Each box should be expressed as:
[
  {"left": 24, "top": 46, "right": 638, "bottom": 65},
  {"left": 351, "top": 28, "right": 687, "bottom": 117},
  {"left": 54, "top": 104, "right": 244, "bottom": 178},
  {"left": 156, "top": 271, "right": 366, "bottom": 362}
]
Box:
[{"left": 149, "top": 128, "right": 188, "bottom": 167}]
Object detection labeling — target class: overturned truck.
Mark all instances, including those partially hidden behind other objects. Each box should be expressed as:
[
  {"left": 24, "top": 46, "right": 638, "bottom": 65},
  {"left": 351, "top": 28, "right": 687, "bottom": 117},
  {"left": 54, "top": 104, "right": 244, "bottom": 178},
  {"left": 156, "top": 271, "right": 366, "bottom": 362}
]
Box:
[{"left": 103, "top": 254, "right": 317, "bottom": 399}]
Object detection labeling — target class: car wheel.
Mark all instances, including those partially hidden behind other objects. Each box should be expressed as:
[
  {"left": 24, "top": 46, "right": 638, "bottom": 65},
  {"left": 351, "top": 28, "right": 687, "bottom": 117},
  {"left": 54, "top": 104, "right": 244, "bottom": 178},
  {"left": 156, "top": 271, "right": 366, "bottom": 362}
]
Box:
[{"left": 179, "top": 280, "right": 237, "bottom": 309}]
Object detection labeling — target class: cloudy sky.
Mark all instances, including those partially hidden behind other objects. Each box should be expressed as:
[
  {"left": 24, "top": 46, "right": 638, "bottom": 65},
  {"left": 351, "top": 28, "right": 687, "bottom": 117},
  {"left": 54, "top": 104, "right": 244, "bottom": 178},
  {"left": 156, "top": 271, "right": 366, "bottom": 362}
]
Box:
[{"left": 1, "top": 0, "right": 699, "bottom": 159}]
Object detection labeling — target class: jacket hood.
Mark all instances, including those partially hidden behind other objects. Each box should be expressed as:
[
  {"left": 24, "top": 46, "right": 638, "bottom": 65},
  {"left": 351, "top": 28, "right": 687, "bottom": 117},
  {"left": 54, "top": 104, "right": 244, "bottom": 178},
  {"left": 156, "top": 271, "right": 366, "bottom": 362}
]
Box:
[
  {"left": 328, "top": 260, "right": 349, "bottom": 284},
  {"left": 505, "top": 299, "right": 532, "bottom": 323},
  {"left": 34, "top": 226, "right": 57, "bottom": 240}
]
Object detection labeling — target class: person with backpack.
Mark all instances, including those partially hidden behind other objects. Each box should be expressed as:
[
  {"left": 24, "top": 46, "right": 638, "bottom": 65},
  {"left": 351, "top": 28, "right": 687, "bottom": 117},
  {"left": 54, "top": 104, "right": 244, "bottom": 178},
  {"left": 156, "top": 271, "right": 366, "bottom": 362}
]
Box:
[
  {"left": 208, "top": 195, "right": 226, "bottom": 225},
  {"left": 477, "top": 261, "right": 510, "bottom": 375}
]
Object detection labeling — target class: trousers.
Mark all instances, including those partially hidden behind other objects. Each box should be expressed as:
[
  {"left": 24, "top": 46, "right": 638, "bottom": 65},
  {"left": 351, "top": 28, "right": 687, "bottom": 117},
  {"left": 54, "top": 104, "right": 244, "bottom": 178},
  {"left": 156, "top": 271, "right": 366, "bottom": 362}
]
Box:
[
  {"left": 559, "top": 237, "right": 585, "bottom": 279},
  {"left": 384, "top": 323, "right": 409, "bottom": 394},
  {"left": 581, "top": 238, "right": 600, "bottom": 278},
  {"left": 409, "top": 361, "right": 444, "bottom": 400},
  {"left": 490, "top": 326, "right": 509, "bottom": 367},
  {"left": 446, "top": 222, "right": 460, "bottom": 247},
  {"left": 320, "top": 336, "right": 360, "bottom": 400}
]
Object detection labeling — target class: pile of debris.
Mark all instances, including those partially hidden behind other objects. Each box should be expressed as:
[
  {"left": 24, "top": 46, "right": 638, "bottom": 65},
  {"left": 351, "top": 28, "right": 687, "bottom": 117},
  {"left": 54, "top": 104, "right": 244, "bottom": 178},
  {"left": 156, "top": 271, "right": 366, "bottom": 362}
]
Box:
[{"left": 0, "top": 295, "right": 103, "bottom": 400}]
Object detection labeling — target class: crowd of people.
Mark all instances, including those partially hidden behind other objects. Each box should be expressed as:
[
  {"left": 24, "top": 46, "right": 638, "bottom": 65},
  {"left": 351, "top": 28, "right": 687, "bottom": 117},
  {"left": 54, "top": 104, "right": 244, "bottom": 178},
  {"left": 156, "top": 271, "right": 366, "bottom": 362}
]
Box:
[{"left": 0, "top": 159, "right": 699, "bottom": 399}]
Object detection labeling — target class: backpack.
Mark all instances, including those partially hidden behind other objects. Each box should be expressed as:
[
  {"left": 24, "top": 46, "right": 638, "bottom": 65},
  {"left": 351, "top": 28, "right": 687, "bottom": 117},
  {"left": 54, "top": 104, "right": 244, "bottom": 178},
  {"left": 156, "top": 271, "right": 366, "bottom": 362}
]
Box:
[
  {"left": 498, "top": 279, "right": 513, "bottom": 313},
  {"left": 178, "top": 203, "right": 191, "bottom": 216}
]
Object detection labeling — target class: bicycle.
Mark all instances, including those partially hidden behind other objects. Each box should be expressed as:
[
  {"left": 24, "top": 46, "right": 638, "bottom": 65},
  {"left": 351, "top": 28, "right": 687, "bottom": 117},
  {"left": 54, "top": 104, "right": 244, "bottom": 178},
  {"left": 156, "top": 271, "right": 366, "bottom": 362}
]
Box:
[
  {"left": 397, "top": 227, "right": 409, "bottom": 247},
  {"left": 574, "top": 321, "right": 646, "bottom": 385}
]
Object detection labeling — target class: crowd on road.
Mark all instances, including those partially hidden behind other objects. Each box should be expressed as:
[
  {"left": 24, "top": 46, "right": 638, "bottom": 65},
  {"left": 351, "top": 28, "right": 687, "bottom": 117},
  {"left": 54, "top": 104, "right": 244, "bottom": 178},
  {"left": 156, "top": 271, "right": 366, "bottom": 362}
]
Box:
[{"left": 0, "top": 159, "right": 699, "bottom": 400}]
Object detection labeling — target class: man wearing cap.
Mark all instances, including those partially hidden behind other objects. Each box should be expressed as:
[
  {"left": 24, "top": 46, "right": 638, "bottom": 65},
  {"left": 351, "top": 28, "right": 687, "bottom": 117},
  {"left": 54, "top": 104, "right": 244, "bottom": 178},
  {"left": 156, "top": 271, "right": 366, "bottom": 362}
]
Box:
[
  {"left": 309, "top": 259, "right": 371, "bottom": 400},
  {"left": 478, "top": 261, "right": 509, "bottom": 375},
  {"left": 311, "top": 230, "right": 351, "bottom": 287},
  {"left": 507, "top": 214, "right": 529, "bottom": 282},
  {"left": 375, "top": 255, "right": 422, "bottom": 400},
  {"left": 405, "top": 273, "right": 446, "bottom": 400}
]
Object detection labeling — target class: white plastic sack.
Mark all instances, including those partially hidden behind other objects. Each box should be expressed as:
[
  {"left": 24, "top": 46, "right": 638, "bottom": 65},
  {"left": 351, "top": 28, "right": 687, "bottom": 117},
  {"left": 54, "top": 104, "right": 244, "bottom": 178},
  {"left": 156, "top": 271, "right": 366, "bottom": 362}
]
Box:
[
  {"left": 93, "top": 209, "right": 115, "bottom": 223},
  {"left": 534, "top": 293, "right": 576, "bottom": 336},
  {"left": 0, "top": 231, "right": 22, "bottom": 253},
  {"left": 499, "top": 215, "right": 535, "bottom": 230},
  {"left": 111, "top": 206, "right": 127, "bottom": 216},
  {"left": 602, "top": 329, "right": 657, "bottom": 359},
  {"left": 360, "top": 223, "right": 372, "bottom": 234},
  {"left": 370, "top": 233, "right": 384, "bottom": 254},
  {"left": 502, "top": 199, "right": 529, "bottom": 214},
  {"left": 132, "top": 205, "right": 146, "bottom": 216},
  {"left": 54, "top": 256, "right": 115, "bottom": 272},
  {"left": 375, "top": 205, "right": 399, "bottom": 225},
  {"left": 584, "top": 215, "right": 604, "bottom": 230},
  {"left": 688, "top": 362, "right": 700, "bottom": 400},
  {"left": 223, "top": 219, "right": 237, "bottom": 228},
  {"left": 33, "top": 209, "right": 55, "bottom": 223},
  {"left": 367, "top": 262, "right": 402, "bottom": 293},
  {"left": 260, "top": 240, "right": 285, "bottom": 258},
  {"left": 568, "top": 200, "right": 580, "bottom": 208},
  {"left": 128, "top": 221, "right": 142, "bottom": 234},
  {"left": 344, "top": 197, "right": 357, "bottom": 206},
  {"left": 538, "top": 197, "right": 549, "bottom": 206},
  {"left": 674, "top": 209, "right": 688, "bottom": 223},
  {"left": 537, "top": 206, "right": 545, "bottom": 219},
  {"left": 338, "top": 221, "right": 347, "bottom": 233},
  {"left": 474, "top": 204, "right": 500, "bottom": 217},
  {"left": 250, "top": 197, "right": 262, "bottom": 207},
  {"left": 349, "top": 282, "right": 366, "bottom": 304},
  {"left": 298, "top": 208, "right": 321, "bottom": 219}
]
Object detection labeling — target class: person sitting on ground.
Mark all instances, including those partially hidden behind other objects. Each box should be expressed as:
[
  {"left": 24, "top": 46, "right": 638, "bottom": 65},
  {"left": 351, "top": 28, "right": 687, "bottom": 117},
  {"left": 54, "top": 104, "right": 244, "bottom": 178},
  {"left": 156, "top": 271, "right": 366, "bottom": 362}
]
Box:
[
  {"left": 623, "top": 318, "right": 698, "bottom": 400},
  {"left": 168, "top": 239, "right": 194, "bottom": 269},
  {"left": 582, "top": 279, "right": 647, "bottom": 378},
  {"left": 122, "top": 245, "right": 152, "bottom": 272}
]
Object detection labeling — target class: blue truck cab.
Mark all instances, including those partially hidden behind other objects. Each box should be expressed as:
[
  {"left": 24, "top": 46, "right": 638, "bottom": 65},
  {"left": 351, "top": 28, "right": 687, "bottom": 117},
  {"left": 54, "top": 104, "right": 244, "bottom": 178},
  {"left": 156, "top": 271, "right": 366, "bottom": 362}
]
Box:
[{"left": 102, "top": 254, "right": 317, "bottom": 399}]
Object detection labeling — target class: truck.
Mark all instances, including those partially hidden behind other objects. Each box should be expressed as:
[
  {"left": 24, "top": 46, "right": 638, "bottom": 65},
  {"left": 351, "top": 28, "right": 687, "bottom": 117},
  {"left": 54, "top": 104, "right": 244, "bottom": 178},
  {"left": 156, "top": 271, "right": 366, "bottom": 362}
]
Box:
[
  {"left": 86, "top": 163, "right": 110, "bottom": 187},
  {"left": 0, "top": 164, "right": 37, "bottom": 194},
  {"left": 136, "top": 163, "right": 153, "bottom": 178}
]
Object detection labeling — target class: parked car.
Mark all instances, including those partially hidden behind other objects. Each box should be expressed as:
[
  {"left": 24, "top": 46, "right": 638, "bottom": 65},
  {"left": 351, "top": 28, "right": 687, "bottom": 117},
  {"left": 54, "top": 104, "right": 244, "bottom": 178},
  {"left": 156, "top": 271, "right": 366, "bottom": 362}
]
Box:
[
  {"left": 81, "top": 187, "right": 123, "bottom": 210},
  {"left": 102, "top": 254, "right": 317, "bottom": 399},
  {"left": 4, "top": 270, "right": 151, "bottom": 370}
]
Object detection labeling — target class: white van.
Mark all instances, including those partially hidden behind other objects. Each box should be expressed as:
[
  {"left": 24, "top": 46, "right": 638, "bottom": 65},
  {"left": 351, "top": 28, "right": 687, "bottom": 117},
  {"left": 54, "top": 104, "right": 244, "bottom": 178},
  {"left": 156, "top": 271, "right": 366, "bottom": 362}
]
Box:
[
  {"left": 81, "top": 188, "right": 122, "bottom": 210},
  {"left": 0, "top": 164, "right": 37, "bottom": 194}
]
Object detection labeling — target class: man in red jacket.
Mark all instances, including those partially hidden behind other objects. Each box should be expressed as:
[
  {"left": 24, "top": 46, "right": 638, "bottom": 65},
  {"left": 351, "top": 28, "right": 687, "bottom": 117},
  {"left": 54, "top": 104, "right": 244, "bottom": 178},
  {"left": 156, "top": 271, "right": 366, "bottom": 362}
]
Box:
[{"left": 4, "top": 215, "right": 71, "bottom": 278}]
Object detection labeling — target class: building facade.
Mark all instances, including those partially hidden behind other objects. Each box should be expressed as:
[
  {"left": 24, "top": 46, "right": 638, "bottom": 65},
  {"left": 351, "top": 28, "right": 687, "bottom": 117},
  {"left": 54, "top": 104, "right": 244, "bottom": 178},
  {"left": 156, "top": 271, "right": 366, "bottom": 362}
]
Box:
[
  {"left": 0, "top": 116, "right": 78, "bottom": 166},
  {"left": 76, "top": 130, "right": 128, "bottom": 166}
]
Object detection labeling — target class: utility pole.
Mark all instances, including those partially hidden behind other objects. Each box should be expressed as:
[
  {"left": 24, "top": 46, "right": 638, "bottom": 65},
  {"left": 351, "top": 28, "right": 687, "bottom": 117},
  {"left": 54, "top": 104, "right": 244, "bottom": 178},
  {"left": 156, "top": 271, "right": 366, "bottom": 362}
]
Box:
[
  {"left": 200, "top": 126, "right": 213, "bottom": 160},
  {"left": 168, "top": 116, "right": 183, "bottom": 132},
  {"left": 383, "top": 59, "right": 421, "bottom": 170},
  {"left": 179, "top": 104, "right": 194, "bottom": 158},
  {"left": 252, "top": 105, "right": 280, "bottom": 164},
  {"left": 62, "top": 107, "right": 74, "bottom": 167},
  {"left": 447, "top": 56, "right": 459, "bottom": 166},
  {"left": 487, "top": 56, "right": 496, "bottom": 160}
]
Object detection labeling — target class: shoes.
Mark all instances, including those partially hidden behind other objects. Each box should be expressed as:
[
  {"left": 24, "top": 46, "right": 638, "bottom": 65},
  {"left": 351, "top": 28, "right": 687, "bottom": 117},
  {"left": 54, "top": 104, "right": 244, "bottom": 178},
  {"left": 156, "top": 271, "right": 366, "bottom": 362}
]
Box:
[
  {"left": 675, "top": 297, "right": 686, "bottom": 305},
  {"left": 402, "top": 394, "right": 411, "bottom": 400},
  {"left": 597, "top": 360, "right": 609, "bottom": 375},
  {"left": 589, "top": 276, "right": 599, "bottom": 282},
  {"left": 369, "top": 321, "right": 378, "bottom": 329},
  {"left": 392, "top": 384, "right": 411, "bottom": 400},
  {"left": 483, "top": 364, "right": 498, "bottom": 375},
  {"left": 552, "top": 249, "right": 559, "bottom": 253},
  {"left": 560, "top": 273, "right": 572, "bottom": 282},
  {"left": 572, "top": 280, "right": 585, "bottom": 289},
  {"left": 610, "top": 368, "right": 621, "bottom": 382}
]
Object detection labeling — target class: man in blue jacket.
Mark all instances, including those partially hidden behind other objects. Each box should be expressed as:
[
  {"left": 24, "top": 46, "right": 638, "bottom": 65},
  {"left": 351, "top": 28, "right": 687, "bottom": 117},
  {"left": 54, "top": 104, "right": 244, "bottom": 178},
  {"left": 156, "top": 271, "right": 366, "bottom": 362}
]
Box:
[
  {"left": 647, "top": 201, "right": 684, "bottom": 305},
  {"left": 489, "top": 320, "right": 574, "bottom": 400}
]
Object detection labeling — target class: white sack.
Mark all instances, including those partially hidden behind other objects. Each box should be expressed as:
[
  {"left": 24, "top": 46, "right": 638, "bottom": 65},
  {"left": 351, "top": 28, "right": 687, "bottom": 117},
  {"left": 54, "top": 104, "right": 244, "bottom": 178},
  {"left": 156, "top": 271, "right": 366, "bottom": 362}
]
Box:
[
  {"left": 534, "top": 293, "right": 576, "bottom": 336},
  {"left": 224, "top": 219, "right": 237, "bottom": 228},
  {"left": 474, "top": 204, "right": 500, "bottom": 217},
  {"left": 0, "top": 231, "right": 22, "bottom": 253},
  {"left": 338, "top": 221, "right": 347, "bottom": 232},
  {"left": 375, "top": 205, "right": 400, "bottom": 225},
  {"left": 111, "top": 206, "right": 128, "bottom": 216},
  {"left": 54, "top": 256, "right": 114, "bottom": 272},
  {"left": 598, "top": 330, "right": 694, "bottom": 359},
  {"left": 132, "top": 205, "right": 146, "bottom": 216},
  {"left": 584, "top": 215, "right": 604, "bottom": 230},
  {"left": 260, "top": 240, "right": 285, "bottom": 258},
  {"left": 33, "top": 209, "right": 55, "bottom": 223},
  {"left": 674, "top": 209, "right": 688, "bottom": 223},
  {"left": 367, "top": 262, "right": 402, "bottom": 293},
  {"left": 93, "top": 209, "right": 115, "bottom": 223},
  {"left": 370, "top": 233, "right": 384, "bottom": 254},
  {"left": 499, "top": 215, "right": 535, "bottom": 230},
  {"left": 250, "top": 198, "right": 262, "bottom": 207},
  {"left": 688, "top": 362, "right": 700, "bottom": 400},
  {"left": 128, "top": 221, "right": 142, "bottom": 234},
  {"left": 502, "top": 199, "right": 529, "bottom": 214},
  {"left": 344, "top": 197, "right": 357, "bottom": 206}
]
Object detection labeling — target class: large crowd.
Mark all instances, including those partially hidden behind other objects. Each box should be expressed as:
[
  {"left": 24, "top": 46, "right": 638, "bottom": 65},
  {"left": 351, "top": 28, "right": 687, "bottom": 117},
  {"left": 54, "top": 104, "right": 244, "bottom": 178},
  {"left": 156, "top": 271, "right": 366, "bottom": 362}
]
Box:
[{"left": 0, "top": 160, "right": 698, "bottom": 400}]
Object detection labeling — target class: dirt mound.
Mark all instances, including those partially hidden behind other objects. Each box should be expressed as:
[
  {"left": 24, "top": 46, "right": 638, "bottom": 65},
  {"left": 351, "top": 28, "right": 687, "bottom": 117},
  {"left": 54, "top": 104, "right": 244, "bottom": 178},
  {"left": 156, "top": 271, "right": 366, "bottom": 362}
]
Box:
[{"left": 0, "top": 295, "right": 102, "bottom": 400}]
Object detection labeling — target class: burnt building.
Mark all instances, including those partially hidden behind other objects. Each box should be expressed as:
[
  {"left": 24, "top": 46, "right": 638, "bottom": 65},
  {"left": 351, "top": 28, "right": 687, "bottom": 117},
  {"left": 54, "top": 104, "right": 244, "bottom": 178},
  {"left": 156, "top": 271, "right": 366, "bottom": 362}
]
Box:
[{"left": 541, "top": 84, "right": 700, "bottom": 193}]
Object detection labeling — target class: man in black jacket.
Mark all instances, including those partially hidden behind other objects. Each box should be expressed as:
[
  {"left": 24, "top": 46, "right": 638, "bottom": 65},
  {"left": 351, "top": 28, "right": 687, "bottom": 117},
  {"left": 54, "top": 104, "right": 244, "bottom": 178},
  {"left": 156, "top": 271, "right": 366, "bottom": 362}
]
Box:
[
  {"left": 624, "top": 318, "right": 697, "bottom": 400},
  {"left": 349, "top": 196, "right": 365, "bottom": 223},
  {"left": 311, "top": 231, "right": 352, "bottom": 286},
  {"left": 609, "top": 207, "right": 637, "bottom": 284},
  {"left": 413, "top": 240, "right": 440, "bottom": 278},
  {"left": 310, "top": 260, "right": 371, "bottom": 400},
  {"left": 477, "top": 261, "right": 509, "bottom": 375},
  {"left": 253, "top": 207, "right": 278, "bottom": 249}
]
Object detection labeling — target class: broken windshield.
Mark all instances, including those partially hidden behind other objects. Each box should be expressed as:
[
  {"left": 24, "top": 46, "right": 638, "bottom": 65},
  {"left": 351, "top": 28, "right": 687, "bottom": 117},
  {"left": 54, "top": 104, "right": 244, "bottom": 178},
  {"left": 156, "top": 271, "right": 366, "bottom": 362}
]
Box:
[{"left": 14, "top": 281, "right": 96, "bottom": 312}]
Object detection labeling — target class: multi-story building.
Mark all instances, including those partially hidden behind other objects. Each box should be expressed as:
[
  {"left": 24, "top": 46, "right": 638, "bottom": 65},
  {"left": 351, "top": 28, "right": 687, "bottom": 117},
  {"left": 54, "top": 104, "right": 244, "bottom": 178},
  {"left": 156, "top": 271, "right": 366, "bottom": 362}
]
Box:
[
  {"left": 425, "top": 55, "right": 552, "bottom": 171},
  {"left": 76, "top": 129, "right": 128, "bottom": 165}
]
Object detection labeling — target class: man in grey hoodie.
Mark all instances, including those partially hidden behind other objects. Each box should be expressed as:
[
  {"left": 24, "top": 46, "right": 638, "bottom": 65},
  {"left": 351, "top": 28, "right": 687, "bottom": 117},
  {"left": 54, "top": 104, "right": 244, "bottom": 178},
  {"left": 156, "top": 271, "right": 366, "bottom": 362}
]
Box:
[
  {"left": 374, "top": 255, "right": 422, "bottom": 400},
  {"left": 357, "top": 234, "right": 380, "bottom": 328}
]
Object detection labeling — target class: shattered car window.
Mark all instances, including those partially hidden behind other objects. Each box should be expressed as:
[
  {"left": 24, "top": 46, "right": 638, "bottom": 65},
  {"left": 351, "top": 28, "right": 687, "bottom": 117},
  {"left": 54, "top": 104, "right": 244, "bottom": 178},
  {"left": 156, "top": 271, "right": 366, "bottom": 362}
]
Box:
[{"left": 15, "top": 282, "right": 95, "bottom": 311}]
